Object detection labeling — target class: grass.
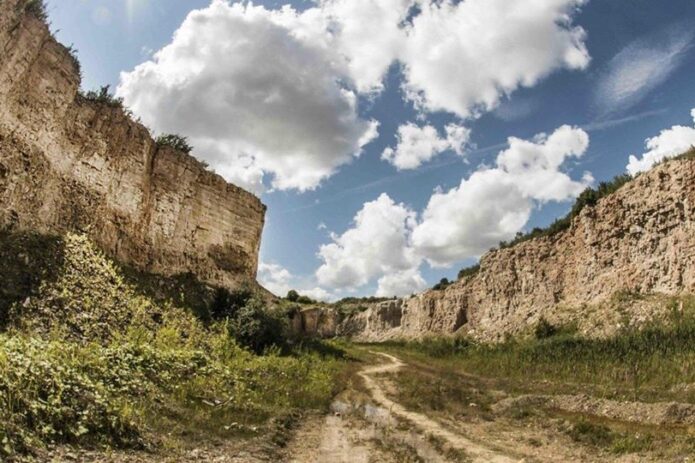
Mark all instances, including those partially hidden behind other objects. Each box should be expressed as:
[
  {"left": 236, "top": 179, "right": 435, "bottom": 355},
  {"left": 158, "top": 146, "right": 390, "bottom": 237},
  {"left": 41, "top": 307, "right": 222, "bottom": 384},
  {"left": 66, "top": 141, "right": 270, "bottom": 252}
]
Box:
[
  {"left": 565, "top": 419, "right": 655, "bottom": 455},
  {"left": 380, "top": 299, "right": 695, "bottom": 403},
  {"left": 0, "top": 231, "right": 351, "bottom": 459}
]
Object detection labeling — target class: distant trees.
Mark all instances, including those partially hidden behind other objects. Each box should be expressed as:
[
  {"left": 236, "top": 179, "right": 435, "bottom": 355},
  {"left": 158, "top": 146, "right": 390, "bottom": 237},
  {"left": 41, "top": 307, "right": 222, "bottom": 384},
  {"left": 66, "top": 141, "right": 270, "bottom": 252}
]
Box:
[
  {"left": 286, "top": 290, "right": 299, "bottom": 302},
  {"left": 432, "top": 278, "right": 451, "bottom": 291}
]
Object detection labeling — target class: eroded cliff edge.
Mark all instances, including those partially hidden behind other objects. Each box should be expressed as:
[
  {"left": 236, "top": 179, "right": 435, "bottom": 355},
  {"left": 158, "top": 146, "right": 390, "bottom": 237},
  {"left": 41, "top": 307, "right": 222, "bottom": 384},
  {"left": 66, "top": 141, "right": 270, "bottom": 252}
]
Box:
[
  {"left": 300, "top": 156, "right": 695, "bottom": 342},
  {"left": 0, "top": 1, "right": 266, "bottom": 289}
]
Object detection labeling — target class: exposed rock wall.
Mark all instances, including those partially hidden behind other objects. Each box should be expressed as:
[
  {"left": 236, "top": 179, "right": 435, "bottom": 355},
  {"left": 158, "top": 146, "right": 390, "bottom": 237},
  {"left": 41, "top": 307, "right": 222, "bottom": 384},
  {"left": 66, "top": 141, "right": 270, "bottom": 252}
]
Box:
[
  {"left": 0, "top": 1, "right": 266, "bottom": 289},
  {"left": 334, "top": 157, "right": 695, "bottom": 342}
]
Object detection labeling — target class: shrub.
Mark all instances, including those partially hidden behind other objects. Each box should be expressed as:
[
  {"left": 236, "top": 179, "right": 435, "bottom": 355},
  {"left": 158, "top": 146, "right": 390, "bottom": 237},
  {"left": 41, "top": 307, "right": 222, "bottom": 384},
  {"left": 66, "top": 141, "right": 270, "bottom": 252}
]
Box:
[
  {"left": 457, "top": 264, "right": 480, "bottom": 280},
  {"left": 209, "top": 286, "right": 254, "bottom": 321},
  {"left": 297, "top": 295, "right": 314, "bottom": 304},
  {"left": 22, "top": 0, "right": 47, "bottom": 21},
  {"left": 432, "top": 278, "right": 451, "bottom": 291},
  {"left": 227, "top": 298, "right": 288, "bottom": 354},
  {"left": 82, "top": 86, "right": 130, "bottom": 115},
  {"left": 534, "top": 317, "right": 558, "bottom": 339},
  {"left": 286, "top": 290, "right": 299, "bottom": 302},
  {"left": 155, "top": 134, "right": 193, "bottom": 154}
]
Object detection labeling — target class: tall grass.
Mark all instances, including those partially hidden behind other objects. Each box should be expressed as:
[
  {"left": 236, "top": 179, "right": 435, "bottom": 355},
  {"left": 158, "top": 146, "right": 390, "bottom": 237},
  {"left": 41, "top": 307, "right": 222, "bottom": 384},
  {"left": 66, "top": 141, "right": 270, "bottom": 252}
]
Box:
[{"left": 385, "top": 299, "right": 695, "bottom": 402}]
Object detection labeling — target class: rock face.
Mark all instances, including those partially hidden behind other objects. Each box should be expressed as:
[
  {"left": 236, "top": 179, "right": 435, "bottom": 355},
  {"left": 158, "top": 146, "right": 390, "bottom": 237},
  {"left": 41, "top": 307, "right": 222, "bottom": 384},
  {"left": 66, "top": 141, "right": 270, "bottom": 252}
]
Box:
[
  {"left": 327, "top": 157, "right": 695, "bottom": 342},
  {"left": 0, "top": 2, "right": 265, "bottom": 289}
]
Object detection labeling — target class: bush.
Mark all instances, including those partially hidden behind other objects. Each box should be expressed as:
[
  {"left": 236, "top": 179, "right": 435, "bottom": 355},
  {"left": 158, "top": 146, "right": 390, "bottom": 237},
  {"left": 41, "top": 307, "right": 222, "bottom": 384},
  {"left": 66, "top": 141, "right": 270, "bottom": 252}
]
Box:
[
  {"left": 534, "top": 317, "right": 558, "bottom": 339},
  {"left": 457, "top": 264, "right": 480, "bottom": 280},
  {"left": 155, "top": 134, "right": 193, "bottom": 154},
  {"left": 227, "top": 298, "right": 288, "bottom": 354},
  {"left": 82, "top": 85, "right": 124, "bottom": 108},
  {"left": 209, "top": 286, "right": 254, "bottom": 321},
  {"left": 286, "top": 290, "right": 299, "bottom": 302},
  {"left": 22, "top": 0, "right": 47, "bottom": 21},
  {"left": 432, "top": 278, "right": 451, "bottom": 291}
]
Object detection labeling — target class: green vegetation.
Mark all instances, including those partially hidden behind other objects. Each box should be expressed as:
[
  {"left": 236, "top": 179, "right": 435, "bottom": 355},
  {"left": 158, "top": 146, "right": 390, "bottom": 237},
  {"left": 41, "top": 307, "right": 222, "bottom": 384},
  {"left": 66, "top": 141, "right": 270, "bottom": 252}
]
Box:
[
  {"left": 82, "top": 85, "right": 125, "bottom": 109},
  {"left": 566, "top": 420, "right": 654, "bottom": 455},
  {"left": 457, "top": 264, "right": 480, "bottom": 280},
  {"left": 0, "top": 232, "right": 350, "bottom": 459},
  {"left": 155, "top": 134, "right": 194, "bottom": 154},
  {"left": 432, "top": 278, "right": 451, "bottom": 291},
  {"left": 22, "top": 0, "right": 47, "bottom": 22},
  {"left": 381, "top": 299, "right": 695, "bottom": 402}
]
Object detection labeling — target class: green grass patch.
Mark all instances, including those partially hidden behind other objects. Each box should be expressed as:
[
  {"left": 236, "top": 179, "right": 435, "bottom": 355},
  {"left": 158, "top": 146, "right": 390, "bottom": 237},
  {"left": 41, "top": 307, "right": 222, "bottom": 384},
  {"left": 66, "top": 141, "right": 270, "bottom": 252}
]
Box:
[{"left": 380, "top": 301, "right": 695, "bottom": 402}]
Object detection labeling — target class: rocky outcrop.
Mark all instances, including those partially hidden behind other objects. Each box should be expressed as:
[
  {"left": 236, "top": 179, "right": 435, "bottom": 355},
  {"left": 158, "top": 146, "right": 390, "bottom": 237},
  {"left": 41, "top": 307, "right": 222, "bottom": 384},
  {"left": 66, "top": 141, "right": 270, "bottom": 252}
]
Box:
[
  {"left": 0, "top": 1, "right": 265, "bottom": 289},
  {"left": 336, "top": 157, "right": 695, "bottom": 342}
]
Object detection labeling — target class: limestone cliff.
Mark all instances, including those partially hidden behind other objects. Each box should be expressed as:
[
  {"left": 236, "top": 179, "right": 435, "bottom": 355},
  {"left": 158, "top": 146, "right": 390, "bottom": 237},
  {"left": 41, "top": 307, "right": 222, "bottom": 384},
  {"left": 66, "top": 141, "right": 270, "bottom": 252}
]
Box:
[
  {"left": 301, "top": 156, "right": 695, "bottom": 341},
  {"left": 0, "top": 1, "right": 266, "bottom": 289}
]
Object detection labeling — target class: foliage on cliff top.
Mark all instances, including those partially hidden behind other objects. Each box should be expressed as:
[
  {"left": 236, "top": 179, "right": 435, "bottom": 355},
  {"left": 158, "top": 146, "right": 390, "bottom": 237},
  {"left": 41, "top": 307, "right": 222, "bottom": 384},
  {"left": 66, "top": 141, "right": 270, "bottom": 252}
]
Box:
[
  {"left": 21, "top": 0, "right": 47, "bottom": 22},
  {"left": 155, "top": 134, "right": 194, "bottom": 154}
]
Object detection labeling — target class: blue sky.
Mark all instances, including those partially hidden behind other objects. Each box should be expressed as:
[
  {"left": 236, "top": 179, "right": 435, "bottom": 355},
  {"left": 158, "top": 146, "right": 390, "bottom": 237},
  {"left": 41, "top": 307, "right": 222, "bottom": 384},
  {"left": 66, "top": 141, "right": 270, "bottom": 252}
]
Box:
[{"left": 47, "top": 0, "right": 695, "bottom": 299}]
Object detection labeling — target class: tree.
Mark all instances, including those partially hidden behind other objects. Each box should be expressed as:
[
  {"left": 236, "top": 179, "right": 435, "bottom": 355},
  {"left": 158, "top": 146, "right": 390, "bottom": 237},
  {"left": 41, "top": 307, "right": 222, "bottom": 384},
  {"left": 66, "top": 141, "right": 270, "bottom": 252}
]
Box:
[{"left": 286, "top": 289, "right": 299, "bottom": 302}]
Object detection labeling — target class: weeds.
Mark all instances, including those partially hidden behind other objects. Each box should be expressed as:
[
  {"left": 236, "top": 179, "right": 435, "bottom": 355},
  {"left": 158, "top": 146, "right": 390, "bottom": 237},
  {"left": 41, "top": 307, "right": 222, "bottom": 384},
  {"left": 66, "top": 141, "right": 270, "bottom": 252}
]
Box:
[
  {"left": 384, "top": 302, "right": 695, "bottom": 402},
  {"left": 0, "top": 232, "right": 350, "bottom": 459}
]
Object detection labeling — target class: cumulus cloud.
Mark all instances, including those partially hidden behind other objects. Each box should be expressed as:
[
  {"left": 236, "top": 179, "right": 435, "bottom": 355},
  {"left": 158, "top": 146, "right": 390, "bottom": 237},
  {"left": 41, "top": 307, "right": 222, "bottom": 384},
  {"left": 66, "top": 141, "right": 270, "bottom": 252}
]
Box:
[
  {"left": 258, "top": 262, "right": 293, "bottom": 297},
  {"left": 400, "top": 0, "right": 589, "bottom": 117},
  {"left": 118, "top": 1, "right": 378, "bottom": 193},
  {"left": 118, "top": 0, "right": 589, "bottom": 191},
  {"left": 413, "top": 125, "right": 591, "bottom": 266},
  {"left": 316, "top": 193, "right": 420, "bottom": 292},
  {"left": 376, "top": 269, "right": 427, "bottom": 298},
  {"left": 626, "top": 109, "right": 695, "bottom": 175},
  {"left": 317, "top": 125, "right": 592, "bottom": 293},
  {"left": 259, "top": 262, "right": 334, "bottom": 301},
  {"left": 381, "top": 123, "right": 470, "bottom": 170},
  {"left": 595, "top": 27, "right": 693, "bottom": 116}
]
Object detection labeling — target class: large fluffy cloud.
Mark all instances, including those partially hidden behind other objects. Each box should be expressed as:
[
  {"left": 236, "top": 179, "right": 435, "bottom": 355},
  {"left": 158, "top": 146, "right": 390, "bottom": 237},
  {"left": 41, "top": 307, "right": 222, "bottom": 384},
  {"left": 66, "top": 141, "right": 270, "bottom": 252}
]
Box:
[
  {"left": 413, "top": 126, "right": 590, "bottom": 265},
  {"left": 118, "top": 0, "right": 589, "bottom": 191},
  {"left": 316, "top": 125, "right": 592, "bottom": 293},
  {"left": 118, "top": 1, "right": 378, "bottom": 192},
  {"left": 626, "top": 109, "right": 695, "bottom": 175},
  {"left": 316, "top": 193, "right": 422, "bottom": 293},
  {"left": 381, "top": 123, "right": 470, "bottom": 170},
  {"left": 399, "top": 0, "right": 589, "bottom": 117}
]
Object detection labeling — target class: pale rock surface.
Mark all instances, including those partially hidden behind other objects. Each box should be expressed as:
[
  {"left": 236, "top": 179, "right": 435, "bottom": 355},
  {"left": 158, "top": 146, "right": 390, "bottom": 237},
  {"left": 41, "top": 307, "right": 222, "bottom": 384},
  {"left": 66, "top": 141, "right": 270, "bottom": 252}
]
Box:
[{"left": 0, "top": 1, "right": 266, "bottom": 289}]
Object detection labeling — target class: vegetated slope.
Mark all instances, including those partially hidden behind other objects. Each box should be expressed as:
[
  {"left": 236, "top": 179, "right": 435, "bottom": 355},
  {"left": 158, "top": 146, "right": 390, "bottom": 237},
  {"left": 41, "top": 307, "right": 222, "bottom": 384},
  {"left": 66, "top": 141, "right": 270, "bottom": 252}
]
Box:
[
  {"left": 0, "top": 230, "right": 348, "bottom": 461},
  {"left": 0, "top": 0, "right": 265, "bottom": 291}
]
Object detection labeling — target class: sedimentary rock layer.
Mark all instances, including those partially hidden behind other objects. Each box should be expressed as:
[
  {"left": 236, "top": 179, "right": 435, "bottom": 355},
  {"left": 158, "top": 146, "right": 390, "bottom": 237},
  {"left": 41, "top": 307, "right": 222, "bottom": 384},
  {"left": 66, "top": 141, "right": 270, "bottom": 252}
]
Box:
[{"left": 0, "top": 1, "right": 266, "bottom": 288}]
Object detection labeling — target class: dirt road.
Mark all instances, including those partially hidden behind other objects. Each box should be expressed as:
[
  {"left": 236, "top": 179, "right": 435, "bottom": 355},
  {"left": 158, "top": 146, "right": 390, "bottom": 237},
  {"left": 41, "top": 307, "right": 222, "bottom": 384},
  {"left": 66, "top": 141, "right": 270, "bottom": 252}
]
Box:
[
  {"left": 285, "top": 351, "right": 693, "bottom": 462},
  {"left": 286, "top": 352, "right": 521, "bottom": 462}
]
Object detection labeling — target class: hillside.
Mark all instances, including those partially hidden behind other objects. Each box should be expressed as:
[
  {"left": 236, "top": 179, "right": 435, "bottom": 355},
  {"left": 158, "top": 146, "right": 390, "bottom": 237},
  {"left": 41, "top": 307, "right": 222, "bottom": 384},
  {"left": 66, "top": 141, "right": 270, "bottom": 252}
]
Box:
[{"left": 293, "top": 154, "right": 695, "bottom": 342}]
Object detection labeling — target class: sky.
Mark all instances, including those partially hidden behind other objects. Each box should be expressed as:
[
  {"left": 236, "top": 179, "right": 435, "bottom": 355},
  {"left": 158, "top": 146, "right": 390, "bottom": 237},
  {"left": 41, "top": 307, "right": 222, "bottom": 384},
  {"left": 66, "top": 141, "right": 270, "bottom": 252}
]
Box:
[{"left": 47, "top": 0, "right": 695, "bottom": 300}]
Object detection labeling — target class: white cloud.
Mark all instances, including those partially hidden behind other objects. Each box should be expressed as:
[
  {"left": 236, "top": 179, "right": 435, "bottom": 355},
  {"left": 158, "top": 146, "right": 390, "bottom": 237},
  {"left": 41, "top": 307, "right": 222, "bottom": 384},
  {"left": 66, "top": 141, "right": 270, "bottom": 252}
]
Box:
[
  {"left": 317, "top": 125, "right": 592, "bottom": 292},
  {"left": 119, "top": 0, "right": 590, "bottom": 192},
  {"left": 259, "top": 262, "right": 335, "bottom": 301},
  {"left": 413, "top": 125, "right": 591, "bottom": 266},
  {"left": 595, "top": 27, "right": 693, "bottom": 115},
  {"left": 400, "top": 0, "right": 589, "bottom": 118},
  {"left": 316, "top": 193, "right": 419, "bottom": 290},
  {"left": 376, "top": 269, "right": 427, "bottom": 298},
  {"left": 258, "top": 262, "right": 294, "bottom": 297},
  {"left": 118, "top": 1, "right": 378, "bottom": 193},
  {"left": 626, "top": 109, "right": 695, "bottom": 175},
  {"left": 318, "top": 0, "right": 413, "bottom": 93},
  {"left": 381, "top": 122, "right": 470, "bottom": 170}
]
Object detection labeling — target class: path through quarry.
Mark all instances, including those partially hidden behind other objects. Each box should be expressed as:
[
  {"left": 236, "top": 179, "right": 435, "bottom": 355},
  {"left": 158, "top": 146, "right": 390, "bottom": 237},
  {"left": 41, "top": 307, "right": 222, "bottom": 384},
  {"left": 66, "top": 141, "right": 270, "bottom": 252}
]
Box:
[{"left": 285, "top": 351, "right": 693, "bottom": 462}]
